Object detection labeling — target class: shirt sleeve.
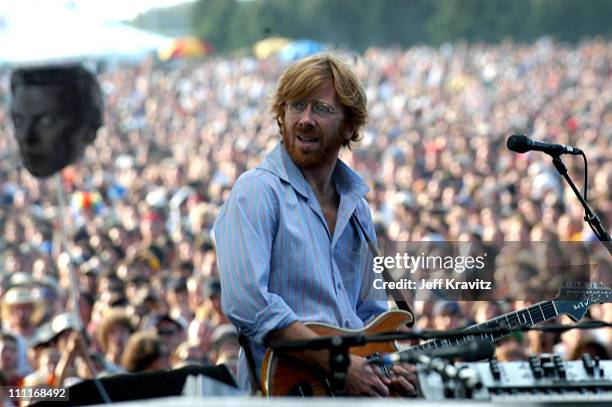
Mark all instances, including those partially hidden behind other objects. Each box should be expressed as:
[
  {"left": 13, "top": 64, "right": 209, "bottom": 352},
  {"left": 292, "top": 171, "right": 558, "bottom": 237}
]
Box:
[{"left": 214, "top": 172, "right": 299, "bottom": 345}]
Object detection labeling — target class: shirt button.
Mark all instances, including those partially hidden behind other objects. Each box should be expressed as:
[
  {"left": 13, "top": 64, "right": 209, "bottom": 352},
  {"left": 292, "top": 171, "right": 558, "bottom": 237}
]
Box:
[
  {"left": 344, "top": 321, "right": 349, "bottom": 327},
  {"left": 337, "top": 283, "right": 342, "bottom": 290}
]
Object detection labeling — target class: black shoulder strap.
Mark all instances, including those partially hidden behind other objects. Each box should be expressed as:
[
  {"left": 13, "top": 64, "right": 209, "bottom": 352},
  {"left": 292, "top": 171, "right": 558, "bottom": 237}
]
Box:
[
  {"left": 352, "top": 213, "right": 414, "bottom": 323},
  {"left": 238, "top": 331, "right": 262, "bottom": 395}
]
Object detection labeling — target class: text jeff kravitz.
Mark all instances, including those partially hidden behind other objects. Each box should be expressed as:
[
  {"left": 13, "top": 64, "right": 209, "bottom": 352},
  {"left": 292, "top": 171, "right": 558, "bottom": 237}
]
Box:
[{"left": 373, "top": 278, "right": 493, "bottom": 290}]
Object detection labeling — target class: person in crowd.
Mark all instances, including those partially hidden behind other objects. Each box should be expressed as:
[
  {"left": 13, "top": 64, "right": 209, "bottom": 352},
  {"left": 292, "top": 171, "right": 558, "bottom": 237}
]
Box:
[
  {"left": 567, "top": 337, "right": 610, "bottom": 360},
  {"left": 0, "top": 332, "right": 24, "bottom": 386},
  {"left": 431, "top": 301, "right": 465, "bottom": 331},
  {"left": 171, "top": 341, "right": 210, "bottom": 368},
  {"left": 45, "top": 313, "right": 98, "bottom": 386},
  {"left": 197, "top": 279, "right": 229, "bottom": 326},
  {"left": 188, "top": 317, "right": 215, "bottom": 357},
  {"left": 471, "top": 300, "right": 505, "bottom": 324},
  {"left": 166, "top": 276, "right": 192, "bottom": 321},
  {"left": 142, "top": 313, "right": 187, "bottom": 353},
  {"left": 23, "top": 346, "right": 60, "bottom": 387},
  {"left": 24, "top": 322, "right": 56, "bottom": 377},
  {"left": 121, "top": 331, "right": 170, "bottom": 373},
  {"left": 0, "top": 370, "right": 17, "bottom": 407},
  {"left": 96, "top": 309, "right": 134, "bottom": 370},
  {"left": 496, "top": 336, "right": 528, "bottom": 361},
  {"left": 1, "top": 285, "right": 45, "bottom": 340}
]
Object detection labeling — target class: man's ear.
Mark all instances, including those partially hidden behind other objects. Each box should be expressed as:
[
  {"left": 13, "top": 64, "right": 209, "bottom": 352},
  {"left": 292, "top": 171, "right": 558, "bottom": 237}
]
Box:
[
  {"left": 276, "top": 118, "right": 285, "bottom": 136},
  {"left": 343, "top": 124, "right": 355, "bottom": 142}
]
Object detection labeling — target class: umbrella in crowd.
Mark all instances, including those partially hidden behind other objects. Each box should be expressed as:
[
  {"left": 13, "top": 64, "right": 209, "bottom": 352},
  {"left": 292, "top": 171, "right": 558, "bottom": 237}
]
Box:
[
  {"left": 157, "top": 37, "right": 214, "bottom": 61},
  {"left": 252, "top": 36, "right": 291, "bottom": 59},
  {"left": 278, "top": 39, "right": 325, "bottom": 61}
]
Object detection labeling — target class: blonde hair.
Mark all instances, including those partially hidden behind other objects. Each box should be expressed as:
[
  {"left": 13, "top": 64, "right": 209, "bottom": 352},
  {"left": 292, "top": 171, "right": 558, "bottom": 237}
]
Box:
[
  {"left": 270, "top": 53, "right": 368, "bottom": 148},
  {"left": 96, "top": 309, "right": 134, "bottom": 352}
]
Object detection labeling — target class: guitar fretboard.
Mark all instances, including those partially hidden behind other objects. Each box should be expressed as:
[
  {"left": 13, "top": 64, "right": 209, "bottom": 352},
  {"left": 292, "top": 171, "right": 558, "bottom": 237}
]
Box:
[{"left": 410, "top": 300, "right": 558, "bottom": 353}]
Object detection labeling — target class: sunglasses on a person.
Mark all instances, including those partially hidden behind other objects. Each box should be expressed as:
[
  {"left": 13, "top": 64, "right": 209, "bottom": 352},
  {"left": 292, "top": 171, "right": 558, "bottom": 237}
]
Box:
[{"left": 158, "top": 328, "right": 177, "bottom": 336}]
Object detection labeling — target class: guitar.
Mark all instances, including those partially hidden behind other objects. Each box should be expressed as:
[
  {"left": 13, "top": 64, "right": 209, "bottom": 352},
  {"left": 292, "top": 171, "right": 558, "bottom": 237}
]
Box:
[{"left": 261, "top": 282, "right": 611, "bottom": 396}]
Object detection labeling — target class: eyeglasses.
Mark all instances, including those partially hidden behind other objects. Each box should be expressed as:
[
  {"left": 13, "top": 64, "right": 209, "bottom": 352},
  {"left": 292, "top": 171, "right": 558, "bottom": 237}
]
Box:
[
  {"left": 158, "top": 329, "right": 177, "bottom": 336},
  {"left": 287, "top": 100, "right": 339, "bottom": 117}
]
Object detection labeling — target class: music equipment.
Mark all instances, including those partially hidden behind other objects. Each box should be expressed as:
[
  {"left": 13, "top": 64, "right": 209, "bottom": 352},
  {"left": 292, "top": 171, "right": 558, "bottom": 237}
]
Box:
[
  {"left": 261, "top": 282, "right": 610, "bottom": 396},
  {"left": 419, "top": 354, "right": 612, "bottom": 403}
]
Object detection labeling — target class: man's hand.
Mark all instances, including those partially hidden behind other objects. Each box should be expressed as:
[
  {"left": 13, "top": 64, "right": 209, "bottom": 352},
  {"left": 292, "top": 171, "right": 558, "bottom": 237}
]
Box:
[
  {"left": 345, "top": 355, "right": 390, "bottom": 397},
  {"left": 387, "top": 323, "right": 419, "bottom": 396},
  {"left": 387, "top": 363, "right": 418, "bottom": 396}
]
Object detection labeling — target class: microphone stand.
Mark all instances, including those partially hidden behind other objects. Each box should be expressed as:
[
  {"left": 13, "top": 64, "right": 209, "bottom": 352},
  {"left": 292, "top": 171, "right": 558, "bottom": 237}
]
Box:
[{"left": 550, "top": 155, "right": 612, "bottom": 257}]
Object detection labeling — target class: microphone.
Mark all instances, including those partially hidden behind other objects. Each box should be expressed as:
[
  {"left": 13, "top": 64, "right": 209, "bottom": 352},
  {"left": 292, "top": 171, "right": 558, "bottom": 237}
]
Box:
[
  {"left": 425, "top": 339, "right": 495, "bottom": 362},
  {"left": 506, "top": 134, "right": 583, "bottom": 156},
  {"left": 384, "top": 338, "right": 495, "bottom": 364}
]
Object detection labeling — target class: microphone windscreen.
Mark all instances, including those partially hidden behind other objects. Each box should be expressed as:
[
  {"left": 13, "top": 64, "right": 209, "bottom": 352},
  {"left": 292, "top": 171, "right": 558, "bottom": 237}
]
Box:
[
  {"left": 506, "top": 134, "right": 530, "bottom": 153},
  {"left": 463, "top": 339, "right": 495, "bottom": 362}
]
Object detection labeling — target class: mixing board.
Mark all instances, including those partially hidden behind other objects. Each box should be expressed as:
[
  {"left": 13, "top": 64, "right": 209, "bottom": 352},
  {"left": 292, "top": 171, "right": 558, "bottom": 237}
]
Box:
[{"left": 418, "top": 353, "right": 612, "bottom": 403}]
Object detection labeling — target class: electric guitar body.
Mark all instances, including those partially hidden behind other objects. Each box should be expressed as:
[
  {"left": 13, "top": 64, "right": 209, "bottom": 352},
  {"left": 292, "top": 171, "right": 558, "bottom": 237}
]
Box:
[{"left": 261, "top": 309, "right": 413, "bottom": 396}]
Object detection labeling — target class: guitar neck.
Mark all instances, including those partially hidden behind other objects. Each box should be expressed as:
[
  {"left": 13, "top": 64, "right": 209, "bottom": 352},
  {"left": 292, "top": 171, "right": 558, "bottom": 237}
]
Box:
[{"left": 411, "top": 300, "right": 559, "bottom": 353}]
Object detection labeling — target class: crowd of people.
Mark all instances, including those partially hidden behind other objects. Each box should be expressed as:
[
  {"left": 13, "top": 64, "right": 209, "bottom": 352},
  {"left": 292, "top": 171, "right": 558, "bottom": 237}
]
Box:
[{"left": 0, "top": 37, "right": 610, "bottom": 395}]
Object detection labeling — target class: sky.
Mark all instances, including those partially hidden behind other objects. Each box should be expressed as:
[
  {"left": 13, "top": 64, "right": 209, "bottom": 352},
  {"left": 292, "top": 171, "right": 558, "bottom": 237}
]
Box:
[{"left": 0, "top": 0, "right": 195, "bottom": 22}]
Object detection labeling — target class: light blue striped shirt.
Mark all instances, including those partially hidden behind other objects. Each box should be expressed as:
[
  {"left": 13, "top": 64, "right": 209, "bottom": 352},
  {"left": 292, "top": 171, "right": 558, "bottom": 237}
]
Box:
[{"left": 214, "top": 142, "right": 387, "bottom": 390}]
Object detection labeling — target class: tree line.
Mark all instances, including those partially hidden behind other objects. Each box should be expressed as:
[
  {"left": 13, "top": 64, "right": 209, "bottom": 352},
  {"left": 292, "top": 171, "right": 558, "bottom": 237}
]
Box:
[{"left": 134, "top": 0, "right": 612, "bottom": 53}]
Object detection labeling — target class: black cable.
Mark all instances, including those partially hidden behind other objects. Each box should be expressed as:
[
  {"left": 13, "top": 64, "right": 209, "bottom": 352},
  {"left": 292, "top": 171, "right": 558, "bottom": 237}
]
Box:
[
  {"left": 581, "top": 151, "right": 588, "bottom": 201},
  {"left": 522, "top": 319, "right": 611, "bottom": 333},
  {"left": 579, "top": 151, "right": 605, "bottom": 242},
  {"left": 552, "top": 153, "right": 611, "bottom": 247}
]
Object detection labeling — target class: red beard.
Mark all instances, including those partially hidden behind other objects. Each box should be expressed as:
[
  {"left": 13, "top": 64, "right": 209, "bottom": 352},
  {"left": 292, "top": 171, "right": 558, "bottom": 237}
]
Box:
[{"left": 281, "top": 123, "right": 346, "bottom": 170}]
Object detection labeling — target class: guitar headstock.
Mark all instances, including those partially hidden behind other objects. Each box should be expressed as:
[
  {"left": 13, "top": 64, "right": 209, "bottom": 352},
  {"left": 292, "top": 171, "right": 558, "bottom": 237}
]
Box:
[{"left": 554, "top": 282, "right": 611, "bottom": 322}]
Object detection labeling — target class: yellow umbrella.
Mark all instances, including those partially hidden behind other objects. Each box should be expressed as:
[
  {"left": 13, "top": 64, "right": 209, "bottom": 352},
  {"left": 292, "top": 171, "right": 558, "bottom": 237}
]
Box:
[
  {"left": 158, "top": 37, "right": 213, "bottom": 61},
  {"left": 253, "top": 36, "right": 291, "bottom": 59}
]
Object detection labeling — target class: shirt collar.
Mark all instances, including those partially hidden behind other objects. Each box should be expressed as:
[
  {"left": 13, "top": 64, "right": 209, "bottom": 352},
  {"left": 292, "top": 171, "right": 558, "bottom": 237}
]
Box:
[{"left": 259, "top": 142, "right": 369, "bottom": 199}]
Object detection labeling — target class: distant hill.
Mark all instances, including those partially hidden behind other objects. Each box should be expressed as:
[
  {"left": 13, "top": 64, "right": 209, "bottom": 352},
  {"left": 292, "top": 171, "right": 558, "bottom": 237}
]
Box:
[{"left": 128, "top": 2, "right": 193, "bottom": 38}]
